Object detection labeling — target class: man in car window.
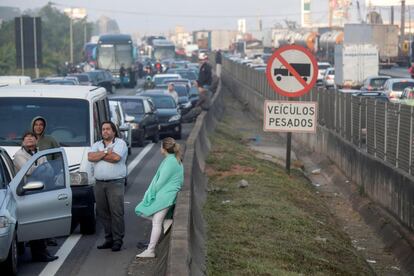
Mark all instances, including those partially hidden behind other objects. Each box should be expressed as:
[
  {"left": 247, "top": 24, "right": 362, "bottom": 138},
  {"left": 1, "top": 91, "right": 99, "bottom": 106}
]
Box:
[
  {"left": 166, "top": 83, "right": 179, "bottom": 104},
  {"left": 13, "top": 132, "right": 59, "bottom": 263}
]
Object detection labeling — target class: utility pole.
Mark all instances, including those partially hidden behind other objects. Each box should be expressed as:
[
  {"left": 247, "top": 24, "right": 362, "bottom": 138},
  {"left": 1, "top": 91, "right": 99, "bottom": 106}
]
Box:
[
  {"left": 400, "top": 0, "right": 406, "bottom": 57},
  {"left": 70, "top": 14, "right": 73, "bottom": 64}
]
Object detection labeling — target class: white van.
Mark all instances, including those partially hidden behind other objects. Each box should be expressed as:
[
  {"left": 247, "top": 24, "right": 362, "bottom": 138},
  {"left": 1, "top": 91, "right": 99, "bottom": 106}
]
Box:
[
  {"left": 0, "top": 84, "right": 110, "bottom": 234},
  {"left": 0, "top": 76, "right": 31, "bottom": 85}
]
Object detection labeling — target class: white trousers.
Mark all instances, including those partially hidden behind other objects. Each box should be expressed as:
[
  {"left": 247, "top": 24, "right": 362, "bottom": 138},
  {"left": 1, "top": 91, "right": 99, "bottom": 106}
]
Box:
[{"left": 147, "top": 208, "right": 169, "bottom": 252}]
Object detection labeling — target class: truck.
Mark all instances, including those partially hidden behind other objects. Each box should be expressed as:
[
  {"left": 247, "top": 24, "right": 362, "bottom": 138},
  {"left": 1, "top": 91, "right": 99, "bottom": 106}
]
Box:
[
  {"left": 334, "top": 44, "right": 379, "bottom": 89},
  {"left": 93, "top": 34, "right": 137, "bottom": 87},
  {"left": 344, "top": 24, "right": 398, "bottom": 69},
  {"left": 193, "top": 30, "right": 237, "bottom": 51}
]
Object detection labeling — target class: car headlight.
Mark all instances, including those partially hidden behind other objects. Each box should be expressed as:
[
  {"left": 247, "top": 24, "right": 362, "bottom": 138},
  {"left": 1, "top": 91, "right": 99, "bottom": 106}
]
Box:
[
  {"left": 0, "top": 216, "right": 9, "bottom": 228},
  {"left": 130, "top": 123, "right": 139, "bottom": 129},
  {"left": 169, "top": 115, "right": 181, "bottom": 122},
  {"left": 70, "top": 172, "right": 88, "bottom": 186}
]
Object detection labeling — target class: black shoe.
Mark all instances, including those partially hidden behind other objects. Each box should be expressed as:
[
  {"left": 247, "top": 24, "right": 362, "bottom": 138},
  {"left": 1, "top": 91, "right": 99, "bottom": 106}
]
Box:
[
  {"left": 97, "top": 241, "right": 113, "bottom": 249},
  {"left": 32, "top": 253, "right": 59, "bottom": 262},
  {"left": 111, "top": 241, "right": 123, "bottom": 252},
  {"left": 47, "top": 238, "right": 58, "bottom": 246}
]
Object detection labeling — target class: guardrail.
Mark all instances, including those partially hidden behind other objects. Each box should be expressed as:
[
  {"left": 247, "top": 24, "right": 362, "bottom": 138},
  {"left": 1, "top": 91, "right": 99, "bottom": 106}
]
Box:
[
  {"left": 160, "top": 78, "right": 224, "bottom": 275},
  {"left": 222, "top": 58, "right": 414, "bottom": 232}
]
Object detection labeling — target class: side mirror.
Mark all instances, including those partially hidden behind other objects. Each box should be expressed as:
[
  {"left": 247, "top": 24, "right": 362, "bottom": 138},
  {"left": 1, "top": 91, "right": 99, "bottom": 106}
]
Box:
[
  {"left": 20, "top": 181, "right": 44, "bottom": 195},
  {"left": 119, "top": 125, "right": 130, "bottom": 132},
  {"left": 125, "top": 115, "right": 135, "bottom": 123}
]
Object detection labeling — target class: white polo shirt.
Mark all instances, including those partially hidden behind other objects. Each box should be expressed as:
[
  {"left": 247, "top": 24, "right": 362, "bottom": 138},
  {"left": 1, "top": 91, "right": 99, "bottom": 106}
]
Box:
[{"left": 89, "top": 138, "right": 128, "bottom": 181}]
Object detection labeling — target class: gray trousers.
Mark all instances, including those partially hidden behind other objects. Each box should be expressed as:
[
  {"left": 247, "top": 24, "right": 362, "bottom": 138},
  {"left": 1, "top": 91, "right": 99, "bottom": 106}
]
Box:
[{"left": 94, "top": 179, "right": 125, "bottom": 243}]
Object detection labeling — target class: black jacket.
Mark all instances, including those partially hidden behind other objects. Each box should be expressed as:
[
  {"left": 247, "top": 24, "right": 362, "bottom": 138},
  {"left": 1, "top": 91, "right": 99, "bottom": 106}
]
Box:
[
  {"left": 215, "top": 51, "right": 222, "bottom": 64},
  {"left": 198, "top": 62, "right": 212, "bottom": 86}
]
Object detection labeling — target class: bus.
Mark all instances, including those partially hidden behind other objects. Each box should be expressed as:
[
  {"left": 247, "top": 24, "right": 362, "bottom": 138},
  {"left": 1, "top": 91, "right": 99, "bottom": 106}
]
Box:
[
  {"left": 149, "top": 39, "right": 175, "bottom": 61},
  {"left": 93, "top": 34, "right": 137, "bottom": 87}
]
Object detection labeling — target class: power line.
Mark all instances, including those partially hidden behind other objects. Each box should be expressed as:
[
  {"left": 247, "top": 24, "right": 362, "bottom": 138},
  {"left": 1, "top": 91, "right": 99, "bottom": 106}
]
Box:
[{"left": 50, "top": 1, "right": 328, "bottom": 19}]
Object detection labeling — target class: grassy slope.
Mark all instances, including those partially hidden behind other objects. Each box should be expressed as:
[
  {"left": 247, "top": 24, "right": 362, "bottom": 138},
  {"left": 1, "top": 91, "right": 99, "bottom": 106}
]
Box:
[{"left": 204, "top": 121, "right": 374, "bottom": 276}]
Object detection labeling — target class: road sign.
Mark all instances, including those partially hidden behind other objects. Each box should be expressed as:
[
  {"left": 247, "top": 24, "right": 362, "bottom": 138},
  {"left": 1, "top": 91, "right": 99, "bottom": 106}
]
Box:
[
  {"left": 263, "top": 100, "right": 317, "bottom": 133},
  {"left": 266, "top": 45, "right": 318, "bottom": 98}
]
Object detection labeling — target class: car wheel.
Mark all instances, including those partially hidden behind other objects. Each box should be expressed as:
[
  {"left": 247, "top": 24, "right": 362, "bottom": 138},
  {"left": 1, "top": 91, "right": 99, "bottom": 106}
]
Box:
[
  {"left": 80, "top": 214, "right": 96, "bottom": 235},
  {"left": 0, "top": 231, "right": 18, "bottom": 275},
  {"left": 136, "top": 130, "right": 145, "bottom": 147},
  {"left": 151, "top": 129, "right": 160, "bottom": 143}
]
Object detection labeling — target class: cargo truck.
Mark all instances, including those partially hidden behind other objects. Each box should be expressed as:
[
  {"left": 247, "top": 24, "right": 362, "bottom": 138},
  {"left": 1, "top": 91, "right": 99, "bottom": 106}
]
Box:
[
  {"left": 344, "top": 24, "right": 398, "bottom": 69},
  {"left": 193, "top": 30, "right": 237, "bottom": 51},
  {"left": 334, "top": 44, "right": 379, "bottom": 89}
]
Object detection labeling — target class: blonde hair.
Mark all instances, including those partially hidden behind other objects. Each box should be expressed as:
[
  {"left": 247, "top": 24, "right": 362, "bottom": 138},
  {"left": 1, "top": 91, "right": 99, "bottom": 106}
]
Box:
[{"left": 162, "top": 137, "right": 182, "bottom": 163}]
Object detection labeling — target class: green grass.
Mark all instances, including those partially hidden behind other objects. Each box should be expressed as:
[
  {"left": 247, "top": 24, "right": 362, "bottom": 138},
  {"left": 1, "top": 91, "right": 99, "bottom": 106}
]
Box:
[{"left": 204, "top": 122, "right": 374, "bottom": 276}]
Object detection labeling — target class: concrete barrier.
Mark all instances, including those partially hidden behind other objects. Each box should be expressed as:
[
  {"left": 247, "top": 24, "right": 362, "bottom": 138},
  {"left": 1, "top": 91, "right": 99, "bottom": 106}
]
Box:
[{"left": 161, "top": 78, "right": 224, "bottom": 275}]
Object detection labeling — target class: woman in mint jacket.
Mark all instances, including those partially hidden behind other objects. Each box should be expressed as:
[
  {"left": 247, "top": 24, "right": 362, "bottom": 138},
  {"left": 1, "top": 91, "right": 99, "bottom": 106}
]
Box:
[{"left": 135, "top": 137, "right": 184, "bottom": 258}]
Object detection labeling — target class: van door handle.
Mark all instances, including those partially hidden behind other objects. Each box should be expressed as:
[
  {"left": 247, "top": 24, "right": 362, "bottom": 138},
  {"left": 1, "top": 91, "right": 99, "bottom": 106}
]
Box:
[{"left": 58, "top": 194, "right": 68, "bottom": 200}]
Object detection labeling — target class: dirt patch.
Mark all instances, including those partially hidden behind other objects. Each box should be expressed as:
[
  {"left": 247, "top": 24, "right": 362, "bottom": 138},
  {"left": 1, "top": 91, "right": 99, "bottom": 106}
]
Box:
[{"left": 206, "top": 164, "right": 256, "bottom": 179}]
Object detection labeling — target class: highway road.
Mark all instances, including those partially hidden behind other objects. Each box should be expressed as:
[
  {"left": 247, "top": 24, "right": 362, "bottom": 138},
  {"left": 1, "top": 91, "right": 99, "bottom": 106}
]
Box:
[{"left": 15, "top": 86, "right": 193, "bottom": 276}]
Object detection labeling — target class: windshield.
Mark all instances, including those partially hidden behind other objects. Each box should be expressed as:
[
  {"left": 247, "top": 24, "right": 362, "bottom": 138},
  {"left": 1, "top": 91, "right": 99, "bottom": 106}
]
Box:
[
  {"left": 318, "top": 64, "right": 330, "bottom": 70},
  {"left": 98, "top": 44, "right": 132, "bottom": 70},
  {"left": 153, "top": 47, "right": 175, "bottom": 60},
  {"left": 118, "top": 99, "right": 144, "bottom": 116},
  {"left": 392, "top": 82, "right": 414, "bottom": 91},
  {"left": 0, "top": 98, "right": 90, "bottom": 146},
  {"left": 148, "top": 96, "right": 176, "bottom": 109},
  {"left": 175, "top": 86, "right": 188, "bottom": 97},
  {"left": 178, "top": 71, "right": 197, "bottom": 80},
  {"left": 369, "top": 78, "right": 388, "bottom": 88},
  {"left": 154, "top": 76, "right": 179, "bottom": 85}
]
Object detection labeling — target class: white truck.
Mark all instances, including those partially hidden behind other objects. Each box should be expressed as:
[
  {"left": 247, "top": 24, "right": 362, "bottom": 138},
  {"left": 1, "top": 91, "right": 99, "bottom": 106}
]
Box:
[
  {"left": 334, "top": 44, "right": 379, "bottom": 89},
  {"left": 344, "top": 24, "right": 398, "bottom": 68}
]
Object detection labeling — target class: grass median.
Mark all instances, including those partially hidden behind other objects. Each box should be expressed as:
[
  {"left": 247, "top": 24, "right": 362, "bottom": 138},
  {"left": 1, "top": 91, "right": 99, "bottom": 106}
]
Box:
[{"left": 204, "top": 120, "right": 374, "bottom": 276}]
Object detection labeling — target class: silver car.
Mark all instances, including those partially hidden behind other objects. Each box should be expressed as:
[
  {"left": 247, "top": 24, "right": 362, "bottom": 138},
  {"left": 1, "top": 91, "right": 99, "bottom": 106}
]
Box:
[
  {"left": 382, "top": 78, "right": 414, "bottom": 102},
  {"left": 0, "top": 148, "right": 71, "bottom": 275}
]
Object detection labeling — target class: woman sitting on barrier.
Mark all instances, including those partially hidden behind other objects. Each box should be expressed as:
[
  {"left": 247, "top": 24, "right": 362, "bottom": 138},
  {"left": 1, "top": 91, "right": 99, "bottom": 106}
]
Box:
[{"left": 135, "top": 137, "right": 184, "bottom": 258}]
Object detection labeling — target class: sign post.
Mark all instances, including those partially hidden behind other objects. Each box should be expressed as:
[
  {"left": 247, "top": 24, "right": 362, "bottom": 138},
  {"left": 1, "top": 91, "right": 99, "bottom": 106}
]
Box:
[{"left": 264, "top": 45, "right": 318, "bottom": 174}]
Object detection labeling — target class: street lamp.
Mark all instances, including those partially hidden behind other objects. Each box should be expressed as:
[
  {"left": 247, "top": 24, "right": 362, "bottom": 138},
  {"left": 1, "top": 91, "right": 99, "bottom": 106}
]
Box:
[{"left": 64, "top": 7, "right": 87, "bottom": 64}]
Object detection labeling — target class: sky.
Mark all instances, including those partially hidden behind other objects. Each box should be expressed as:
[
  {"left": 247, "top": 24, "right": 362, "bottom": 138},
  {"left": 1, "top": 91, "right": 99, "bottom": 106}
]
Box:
[{"left": 1, "top": 0, "right": 393, "bottom": 35}]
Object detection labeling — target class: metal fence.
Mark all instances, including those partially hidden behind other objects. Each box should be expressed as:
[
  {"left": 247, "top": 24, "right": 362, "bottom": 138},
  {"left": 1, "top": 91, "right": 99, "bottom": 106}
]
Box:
[{"left": 223, "top": 58, "right": 414, "bottom": 176}]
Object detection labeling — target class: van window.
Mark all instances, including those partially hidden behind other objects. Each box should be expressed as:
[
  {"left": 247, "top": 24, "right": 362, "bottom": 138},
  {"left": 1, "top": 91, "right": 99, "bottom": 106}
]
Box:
[{"left": 0, "top": 98, "right": 90, "bottom": 147}]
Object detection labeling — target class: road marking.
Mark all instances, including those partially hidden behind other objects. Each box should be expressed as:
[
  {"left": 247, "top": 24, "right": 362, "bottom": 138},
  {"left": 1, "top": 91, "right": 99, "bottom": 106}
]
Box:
[
  {"left": 38, "top": 143, "right": 155, "bottom": 276},
  {"left": 128, "top": 143, "right": 155, "bottom": 173},
  {"left": 38, "top": 234, "right": 82, "bottom": 276}
]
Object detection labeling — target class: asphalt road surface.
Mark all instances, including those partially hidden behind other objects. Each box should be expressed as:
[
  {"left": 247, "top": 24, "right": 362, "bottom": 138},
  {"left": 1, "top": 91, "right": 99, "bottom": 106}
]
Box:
[{"left": 15, "top": 85, "right": 193, "bottom": 276}]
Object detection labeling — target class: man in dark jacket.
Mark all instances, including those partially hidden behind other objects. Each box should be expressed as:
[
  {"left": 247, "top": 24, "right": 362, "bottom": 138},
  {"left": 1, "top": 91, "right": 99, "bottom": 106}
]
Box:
[
  {"left": 31, "top": 116, "right": 59, "bottom": 152},
  {"left": 181, "top": 83, "right": 212, "bottom": 123},
  {"left": 197, "top": 55, "right": 212, "bottom": 89}
]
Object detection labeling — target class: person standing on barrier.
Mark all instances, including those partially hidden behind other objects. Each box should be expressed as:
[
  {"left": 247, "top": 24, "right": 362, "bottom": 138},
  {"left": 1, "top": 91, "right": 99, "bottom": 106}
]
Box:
[
  {"left": 198, "top": 53, "right": 212, "bottom": 90},
  {"left": 215, "top": 49, "right": 222, "bottom": 77},
  {"left": 181, "top": 82, "right": 212, "bottom": 123},
  {"left": 135, "top": 137, "right": 184, "bottom": 258},
  {"left": 88, "top": 121, "right": 128, "bottom": 252}
]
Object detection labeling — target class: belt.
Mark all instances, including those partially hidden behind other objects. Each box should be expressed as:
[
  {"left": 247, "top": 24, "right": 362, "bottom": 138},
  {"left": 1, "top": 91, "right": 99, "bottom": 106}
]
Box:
[{"left": 96, "top": 178, "right": 125, "bottom": 183}]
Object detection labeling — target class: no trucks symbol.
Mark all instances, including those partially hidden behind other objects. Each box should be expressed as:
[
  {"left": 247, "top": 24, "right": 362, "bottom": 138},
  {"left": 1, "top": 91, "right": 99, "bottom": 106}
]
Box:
[{"left": 266, "top": 45, "right": 318, "bottom": 98}]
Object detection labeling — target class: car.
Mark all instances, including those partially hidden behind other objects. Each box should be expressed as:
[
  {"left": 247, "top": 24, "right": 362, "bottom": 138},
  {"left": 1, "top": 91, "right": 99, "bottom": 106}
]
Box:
[
  {"left": 108, "top": 100, "right": 133, "bottom": 155},
  {"left": 171, "top": 84, "right": 192, "bottom": 115},
  {"left": 360, "top": 75, "right": 391, "bottom": 91},
  {"left": 317, "top": 62, "right": 332, "bottom": 85},
  {"left": 0, "top": 147, "right": 72, "bottom": 275},
  {"left": 152, "top": 74, "right": 181, "bottom": 86},
  {"left": 86, "top": 70, "right": 115, "bottom": 93},
  {"left": 165, "top": 69, "right": 198, "bottom": 81},
  {"left": 0, "top": 85, "right": 112, "bottom": 236},
  {"left": 382, "top": 78, "right": 414, "bottom": 102},
  {"left": 162, "top": 78, "right": 192, "bottom": 89},
  {"left": 139, "top": 91, "right": 182, "bottom": 139},
  {"left": 352, "top": 91, "right": 389, "bottom": 102},
  {"left": 69, "top": 73, "right": 93, "bottom": 86},
  {"left": 0, "top": 76, "right": 31, "bottom": 85},
  {"left": 110, "top": 96, "right": 159, "bottom": 147},
  {"left": 322, "top": 67, "right": 335, "bottom": 88}
]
